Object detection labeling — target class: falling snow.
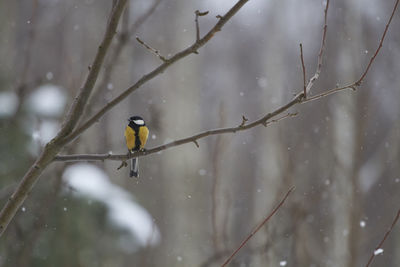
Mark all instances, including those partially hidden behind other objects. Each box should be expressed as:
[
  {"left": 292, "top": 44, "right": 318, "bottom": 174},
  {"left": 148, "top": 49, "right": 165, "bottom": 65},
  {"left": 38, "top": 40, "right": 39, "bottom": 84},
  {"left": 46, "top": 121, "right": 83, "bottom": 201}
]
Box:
[
  {"left": 28, "top": 84, "right": 67, "bottom": 117},
  {"left": 280, "top": 260, "right": 287, "bottom": 266},
  {"left": 257, "top": 77, "right": 268, "bottom": 88},
  {"left": 46, "top": 72, "right": 54, "bottom": 80},
  {"left": 374, "top": 248, "right": 384, "bottom": 255},
  {"left": 342, "top": 229, "right": 349, "bottom": 237},
  {"left": 63, "top": 164, "right": 161, "bottom": 248},
  {"left": 360, "top": 220, "right": 366, "bottom": 228}
]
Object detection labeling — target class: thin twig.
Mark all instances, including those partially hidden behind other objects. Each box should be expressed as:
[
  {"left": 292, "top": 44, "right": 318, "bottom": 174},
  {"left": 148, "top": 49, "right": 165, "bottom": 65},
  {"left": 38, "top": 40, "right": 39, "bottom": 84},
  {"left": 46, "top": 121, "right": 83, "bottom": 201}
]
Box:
[
  {"left": 299, "top": 43, "right": 306, "bottom": 97},
  {"left": 304, "top": 0, "right": 330, "bottom": 95},
  {"left": 263, "top": 112, "right": 298, "bottom": 127},
  {"left": 195, "top": 10, "right": 209, "bottom": 42},
  {"left": 356, "top": 0, "right": 400, "bottom": 85},
  {"left": 136, "top": 36, "right": 168, "bottom": 62},
  {"left": 300, "top": 83, "right": 356, "bottom": 104},
  {"left": 239, "top": 115, "right": 248, "bottom": 127},
  {"left": 193, "top": 140, "right": 200, "bottom": 148},
  {"left": 220, "top": 186, "right": 295, "bottom": 267},
  {"left": 365, "top": 209, "right": 400, "bottom": 267},
  {"left": 54, "top": 100, "right": 300, "bottom": 162}
]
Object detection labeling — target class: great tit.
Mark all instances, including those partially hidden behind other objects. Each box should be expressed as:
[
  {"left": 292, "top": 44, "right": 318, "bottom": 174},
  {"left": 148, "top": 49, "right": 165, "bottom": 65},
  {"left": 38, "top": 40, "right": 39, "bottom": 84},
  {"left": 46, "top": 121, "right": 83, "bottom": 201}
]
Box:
[{"left": 124, "top": 116, "right": 149, "bottom": 177}]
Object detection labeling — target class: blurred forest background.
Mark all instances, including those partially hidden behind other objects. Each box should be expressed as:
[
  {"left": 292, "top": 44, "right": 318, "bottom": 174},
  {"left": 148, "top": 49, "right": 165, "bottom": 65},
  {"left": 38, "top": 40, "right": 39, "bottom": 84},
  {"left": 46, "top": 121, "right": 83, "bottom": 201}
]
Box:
[{"left": 0, "top": 0, "right": 400, "bottom": 266}]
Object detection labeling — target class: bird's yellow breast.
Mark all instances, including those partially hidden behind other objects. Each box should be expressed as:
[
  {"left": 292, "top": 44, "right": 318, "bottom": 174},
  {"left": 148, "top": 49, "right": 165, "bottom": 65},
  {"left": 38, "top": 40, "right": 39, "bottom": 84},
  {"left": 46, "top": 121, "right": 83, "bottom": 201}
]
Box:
[
  {"left": 125, "top": 126, "right": 136, "bottom": 151},
  {"left": 125, "top": 125, "right": 149, "bottom": 151},
  {"left": 138, "top": 126, "right": 149, "bottom": 149}
]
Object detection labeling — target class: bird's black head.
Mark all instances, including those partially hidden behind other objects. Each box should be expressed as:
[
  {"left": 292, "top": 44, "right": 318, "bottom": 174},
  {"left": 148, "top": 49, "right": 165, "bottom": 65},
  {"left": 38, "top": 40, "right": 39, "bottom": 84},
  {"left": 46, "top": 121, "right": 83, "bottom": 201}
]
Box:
[{"left": 128, "top": 116, "right": 145, "bottom": 126}]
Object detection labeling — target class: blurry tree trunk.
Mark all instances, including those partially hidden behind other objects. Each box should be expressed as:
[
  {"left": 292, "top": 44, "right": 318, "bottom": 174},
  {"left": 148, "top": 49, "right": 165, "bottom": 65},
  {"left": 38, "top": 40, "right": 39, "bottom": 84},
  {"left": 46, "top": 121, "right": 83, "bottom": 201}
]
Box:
[
  {"left": 155, "top": 3, "right": 205, "bottom": 265},
  {"left": 251, "top": 4, "right": 288, "bottom": 264},
  {"left": 330, "top": 3, "right": 365, "bottom": 266}
]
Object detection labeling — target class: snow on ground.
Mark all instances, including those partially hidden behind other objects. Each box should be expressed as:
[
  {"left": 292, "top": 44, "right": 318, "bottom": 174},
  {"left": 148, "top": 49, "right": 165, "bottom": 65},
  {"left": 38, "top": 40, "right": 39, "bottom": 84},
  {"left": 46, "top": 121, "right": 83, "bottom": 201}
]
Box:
[
  {"left": 63, "top": 163, "right": 161, "bottom": 249},
  {"left": 0, "top": 91, "right": 19, "bottom": 118},
  {"left": 27, "top": 84, "right": 66, "bottom": 117}
]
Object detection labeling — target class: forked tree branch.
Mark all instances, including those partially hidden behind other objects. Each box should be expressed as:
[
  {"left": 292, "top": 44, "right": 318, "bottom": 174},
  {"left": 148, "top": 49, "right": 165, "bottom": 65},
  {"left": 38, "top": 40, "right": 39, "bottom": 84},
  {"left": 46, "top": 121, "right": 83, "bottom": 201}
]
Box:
[
  {"left": 220, "top": 186, "right": 295, "bottom": 267},
  {"left": 0, "top": 0, "right": 250, "bottom": 237},
  {"left": 60, "top": 0, "right": 250, "bottom": 145}
]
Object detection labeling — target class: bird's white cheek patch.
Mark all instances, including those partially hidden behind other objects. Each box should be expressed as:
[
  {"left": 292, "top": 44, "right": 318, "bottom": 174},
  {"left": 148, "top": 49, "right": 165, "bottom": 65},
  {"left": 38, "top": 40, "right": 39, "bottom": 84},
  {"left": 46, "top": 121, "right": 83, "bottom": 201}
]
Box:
[{"left": 133, "top": 120, "right": 144, "bottom": 125}]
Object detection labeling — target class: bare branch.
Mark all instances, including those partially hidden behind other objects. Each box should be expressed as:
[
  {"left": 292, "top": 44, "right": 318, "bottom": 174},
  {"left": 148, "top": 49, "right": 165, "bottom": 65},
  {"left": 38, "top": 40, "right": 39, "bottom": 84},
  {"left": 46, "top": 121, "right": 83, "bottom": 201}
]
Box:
[
  {"left": 299, "top": 43, "right": 306, "bottom": 97},
  {"left": 356, "top": 0, "right": 400, "bottom": 85},
  {"left": 0, "top": 0, "right": 128, "bottom": 237},
  {"left": 264, "top": 112, "right": 298, "bottom": 126},
  {"left": 62, "top": 0, "right": 250, "bottom": 146},
  {"left": 220, "top": 186, "right": 295, "bottom": 267},
  {"left": 365, "top": 209, "right": 400, "bottom": 267},
  {"left": 136, "top": 36, "right": 168, "bottom": 62},
  {"left": 304, "top": 0, "right": 329, "bottom": 95},
  {"left": 301, "top": 83, "right": 356, "bottom": 104},
  {"left": 54, "top": 98, "right": 301, "bottom": 162},
  {"left": 53, "top": 0, "right": 399, "bottom": 166}
]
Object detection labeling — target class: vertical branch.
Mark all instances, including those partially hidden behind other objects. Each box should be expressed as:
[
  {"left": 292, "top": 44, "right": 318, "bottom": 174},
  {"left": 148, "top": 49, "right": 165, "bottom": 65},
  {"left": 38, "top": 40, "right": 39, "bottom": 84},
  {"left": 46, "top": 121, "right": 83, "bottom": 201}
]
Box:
[
  {"left": 304, "top": 0, "right": 330, "bottom": 95},
  {"left": 211, "top": 103, "right": 227, "bottom": 251},
  {"left": 299, "top": 43, "right": 306, "bottom": 97},
  {"left": 195, "top": 10, "right": 209, "bottom": 42}
]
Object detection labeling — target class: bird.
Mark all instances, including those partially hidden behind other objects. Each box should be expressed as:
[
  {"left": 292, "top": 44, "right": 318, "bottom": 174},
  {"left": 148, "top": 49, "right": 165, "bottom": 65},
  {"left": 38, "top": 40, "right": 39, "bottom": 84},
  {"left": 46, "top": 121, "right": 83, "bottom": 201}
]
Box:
[{"left": 124, "top": 116, "right": 149, "bottom": 177}]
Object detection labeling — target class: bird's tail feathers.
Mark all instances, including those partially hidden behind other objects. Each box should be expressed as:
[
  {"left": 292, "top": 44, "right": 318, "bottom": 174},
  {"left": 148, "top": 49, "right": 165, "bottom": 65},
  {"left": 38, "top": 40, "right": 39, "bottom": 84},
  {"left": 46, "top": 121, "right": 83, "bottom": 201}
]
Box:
[{"left": 130, "top": 157, "right": 139, "bottom": 177}]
